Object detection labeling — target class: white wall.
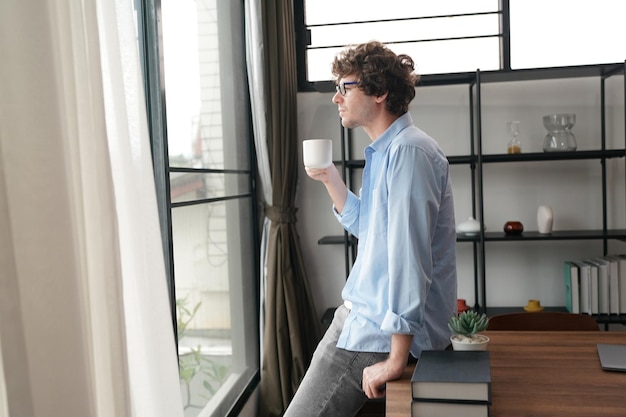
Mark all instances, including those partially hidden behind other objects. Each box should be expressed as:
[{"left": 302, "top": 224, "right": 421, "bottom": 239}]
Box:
[{"left": 296, "top": 76, "right": 626, "bottom": 320}]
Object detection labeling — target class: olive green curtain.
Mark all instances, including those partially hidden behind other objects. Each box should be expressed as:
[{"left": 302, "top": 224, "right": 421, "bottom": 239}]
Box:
[{"left": 258, "top": 1, "right": 321, "bottom": 416}]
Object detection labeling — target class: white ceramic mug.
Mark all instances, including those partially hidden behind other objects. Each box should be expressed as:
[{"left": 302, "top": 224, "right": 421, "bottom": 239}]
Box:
[{"left": 302, "top": 139, "right": 332, "bottom": 169}]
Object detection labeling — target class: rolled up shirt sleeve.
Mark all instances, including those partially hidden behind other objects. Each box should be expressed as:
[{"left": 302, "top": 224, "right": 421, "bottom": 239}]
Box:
[{"left": 334, "top": 189, "right": 360, "bottom": 238}]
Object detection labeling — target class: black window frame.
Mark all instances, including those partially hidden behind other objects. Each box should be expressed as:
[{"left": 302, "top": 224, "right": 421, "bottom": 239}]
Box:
[
  {"left": 133, "top": 1, "right": 261, "bottom": 416},
  {"left": 294, "top": 0, "right": 513, "bottom": 92}
]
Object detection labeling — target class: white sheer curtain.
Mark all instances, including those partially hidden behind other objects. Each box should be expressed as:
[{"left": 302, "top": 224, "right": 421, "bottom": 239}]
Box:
[{"left": 0, "top": 1, "right": 183, "bottom": 416}]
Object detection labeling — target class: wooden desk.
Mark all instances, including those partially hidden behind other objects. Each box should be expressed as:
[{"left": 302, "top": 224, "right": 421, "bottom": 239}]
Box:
[{"left": 387, "top": 331, "right": 626, "bottom": 417}]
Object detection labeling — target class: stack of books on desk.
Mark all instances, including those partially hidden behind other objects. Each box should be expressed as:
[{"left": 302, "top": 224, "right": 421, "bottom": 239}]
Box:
[{"left": 410, "top": 350, "right": 491, "bottom": 417}]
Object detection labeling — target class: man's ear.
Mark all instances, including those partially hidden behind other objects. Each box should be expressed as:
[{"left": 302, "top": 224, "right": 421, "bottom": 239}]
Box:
[{"left": 375, "top": 91, "right": 388, "bottom": 103}]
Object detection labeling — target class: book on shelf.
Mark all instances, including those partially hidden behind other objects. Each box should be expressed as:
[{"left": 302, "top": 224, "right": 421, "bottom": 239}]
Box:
[
  {"left": 587, "top": 258, "right": 609, "bottom": 314},
  {"left": 583, "top": 260, "right": 599, "bottom": 314},
  {"left": 574, "top": 261, "right": 592, "bottom": 315},
  {"left": 598, "top": 256, "right": 620, "bottom": 314},
  {"left": 606, "top": 254, "right": 626, "bottom": 313},
  {"left": 411, "top": 398, "right": 490, "bottom": 417},
  {"left": 411, "top": 350, "right": 491, "bottom": 403},
  {"left": 602, "top": 255, "right": 626, "bottom": 314},
  {"left": 607, "top": 256, "right": 621, "bottom": 314},
  {"left": 564, "top": 261, "right": 580, "bottom": 314}
]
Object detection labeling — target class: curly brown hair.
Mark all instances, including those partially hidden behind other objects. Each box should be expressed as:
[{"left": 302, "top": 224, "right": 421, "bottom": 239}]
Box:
[{"left": 331, "top": 41, "right": 420, "bottom": 116}]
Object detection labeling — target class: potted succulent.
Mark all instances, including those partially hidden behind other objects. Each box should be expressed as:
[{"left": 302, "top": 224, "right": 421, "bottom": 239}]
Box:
[{"left": 448, "top": 310, "right": 490, "bottom": 351}]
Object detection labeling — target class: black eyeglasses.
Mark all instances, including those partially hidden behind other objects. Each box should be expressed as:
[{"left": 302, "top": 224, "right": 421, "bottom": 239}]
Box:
[{"left": 335, "top": 81, "right": 359, "bottom": 96}]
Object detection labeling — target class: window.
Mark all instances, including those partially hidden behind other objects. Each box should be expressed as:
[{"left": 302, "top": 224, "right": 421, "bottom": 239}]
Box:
[
  {"left": 296, "top": 0, "right": 501, "bottom": 88},
  {"left": 296, "top": 0, "right": 626, "bottom": 90},
  {"left": 134, "top": 1, "right": 259, "bottom": 416},
  {"left": 509, "top": 0, "right": 626, "bottom": 69}
]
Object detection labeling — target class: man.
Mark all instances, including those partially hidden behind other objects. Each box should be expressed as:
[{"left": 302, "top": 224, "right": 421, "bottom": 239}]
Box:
[{"left": 286, "top": 41, "right": 457, "bottom": 417}]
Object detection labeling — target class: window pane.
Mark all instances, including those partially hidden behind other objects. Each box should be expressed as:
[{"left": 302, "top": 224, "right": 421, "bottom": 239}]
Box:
[
  {"left": 170, "top": 172, "right": 251, "bottom": 204},
  {"left": 307, "top": 38, "right": 500, "bottom": 81},
  {"left": 163, "top": 0, "right": 250, "bottom": 171},
  {"left": 160, "top": 1, "right": 258, "bottom": 416},
  {"left": 173, "top": 198, "right": 257, "bottom": 416},
  {"left": 510, "top": 0, "right": 626, "bottom": 69},
  {"left": 303, "top": 0, "right": 501, "bottom": 81},
  {"left": 309, "top": 14, "right": 499, "bottom": 48},
  {"left": 305, "top": 0, "right": 499, "bottom": 25}
]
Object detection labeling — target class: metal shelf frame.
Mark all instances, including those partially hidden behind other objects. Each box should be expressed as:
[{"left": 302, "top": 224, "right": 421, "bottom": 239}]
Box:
[{"left": 317, "top": 62, "right": 626, "bottom": 324}]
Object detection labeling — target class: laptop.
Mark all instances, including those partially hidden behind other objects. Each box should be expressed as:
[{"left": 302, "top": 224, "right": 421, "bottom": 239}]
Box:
[{"left": 597, "top": 344, "right": 626, "bottom": 372}]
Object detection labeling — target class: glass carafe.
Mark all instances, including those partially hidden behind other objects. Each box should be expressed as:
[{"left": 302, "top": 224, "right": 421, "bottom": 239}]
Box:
[{"left": 542, "top": 114, "right": 577, "bottom": 152}]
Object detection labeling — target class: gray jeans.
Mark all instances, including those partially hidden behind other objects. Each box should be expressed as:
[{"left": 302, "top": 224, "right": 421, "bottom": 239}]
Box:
[{"left": 283, "top": 305, "right": 389, "bottom": 417}]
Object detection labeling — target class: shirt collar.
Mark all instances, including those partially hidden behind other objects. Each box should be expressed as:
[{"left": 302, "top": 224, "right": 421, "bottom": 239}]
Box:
[{"left": 368, "top": 112, "right": 413, "bottom": 154}]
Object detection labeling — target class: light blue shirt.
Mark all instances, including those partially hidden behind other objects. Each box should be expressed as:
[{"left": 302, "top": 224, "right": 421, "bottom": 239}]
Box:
[{"left": 334, "top": 112, "right": 457, "bottom": 358}]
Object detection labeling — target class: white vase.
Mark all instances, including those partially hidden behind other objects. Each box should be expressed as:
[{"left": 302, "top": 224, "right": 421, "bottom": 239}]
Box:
[{"left": 537, "top": 205, "right": 553, "bottom": 234}]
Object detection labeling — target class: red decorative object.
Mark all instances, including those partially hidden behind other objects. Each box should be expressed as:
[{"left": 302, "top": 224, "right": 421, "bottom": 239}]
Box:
[
  {"left": 503, "top": 221, "right": 524, "bottom": 235},
  {"left": 457, "top": 298, "right": 471, "bottom": 313}
]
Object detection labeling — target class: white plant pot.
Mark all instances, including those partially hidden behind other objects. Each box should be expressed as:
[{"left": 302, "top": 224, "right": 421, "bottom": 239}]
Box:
[{"left": 450, "top": 334, "right": 490, "bottom": 351}]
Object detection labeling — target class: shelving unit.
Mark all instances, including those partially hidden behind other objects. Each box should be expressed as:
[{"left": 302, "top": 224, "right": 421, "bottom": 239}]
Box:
[{"left": 317, "top": 62, "right": 626, "bottom": 325}]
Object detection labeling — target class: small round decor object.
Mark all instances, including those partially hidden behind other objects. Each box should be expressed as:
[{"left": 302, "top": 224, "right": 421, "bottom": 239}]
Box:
[
  {"left": 503, "top": 221, "right": 524, "bottom": 235},
  {"left": 457, "top": 216, "right": 481, "bottom": 235},
  {"left": 524, "top": 299, "right": 544, "bottom": 312}
]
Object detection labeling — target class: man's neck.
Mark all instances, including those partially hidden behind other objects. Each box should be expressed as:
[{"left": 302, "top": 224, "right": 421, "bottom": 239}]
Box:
[{"left": 364, "top": 112, "right": 401, "bottom": 142}]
